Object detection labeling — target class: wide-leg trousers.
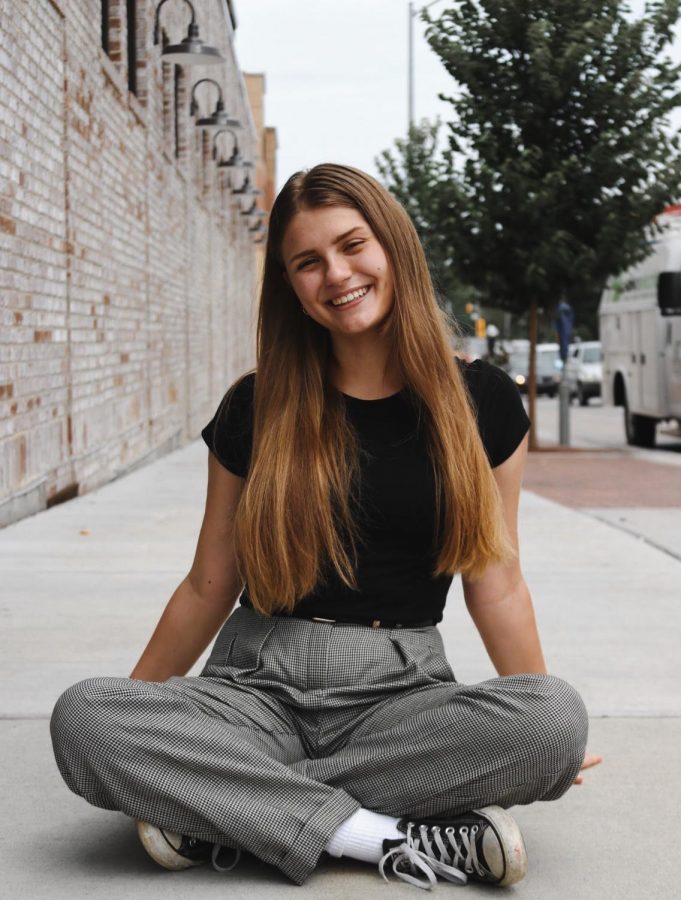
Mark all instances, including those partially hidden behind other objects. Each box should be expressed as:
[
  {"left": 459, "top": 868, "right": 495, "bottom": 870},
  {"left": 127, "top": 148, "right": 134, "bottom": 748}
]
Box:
[{"left": 50, "top": 607, "right": 588, "bottom": 885}]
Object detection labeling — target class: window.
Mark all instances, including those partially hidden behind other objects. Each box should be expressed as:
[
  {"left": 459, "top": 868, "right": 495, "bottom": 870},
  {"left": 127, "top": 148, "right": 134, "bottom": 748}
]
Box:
[
  {"left": 174, "top": 64, "right": 181, "bottom": 158},
  {"left": 126, "top": 0, "right": 137, "bottom": 94},
  {"left": 583, "top": 347, "right": 602, "bottom": 364},
  {"left": 101, "top": 0, "right": 110, "bottom": 54}
]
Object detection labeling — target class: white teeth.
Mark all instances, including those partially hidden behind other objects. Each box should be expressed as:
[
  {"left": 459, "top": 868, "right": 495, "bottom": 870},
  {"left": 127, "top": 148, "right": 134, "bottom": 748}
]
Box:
[{"left": 330, "top": 286, "right": 369, "bottom": 307}]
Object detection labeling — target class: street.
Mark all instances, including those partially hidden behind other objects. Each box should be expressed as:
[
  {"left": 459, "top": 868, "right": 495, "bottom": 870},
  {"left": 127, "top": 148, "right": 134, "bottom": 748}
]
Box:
[{"left": 530, "top": 394, "right": 681, "bottom": 459}]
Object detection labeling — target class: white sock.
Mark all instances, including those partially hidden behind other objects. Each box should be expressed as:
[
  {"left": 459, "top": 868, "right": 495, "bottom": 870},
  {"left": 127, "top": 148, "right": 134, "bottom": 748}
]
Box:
[{"left": 325, "top": 808, "right": 403, "bottom": 863}]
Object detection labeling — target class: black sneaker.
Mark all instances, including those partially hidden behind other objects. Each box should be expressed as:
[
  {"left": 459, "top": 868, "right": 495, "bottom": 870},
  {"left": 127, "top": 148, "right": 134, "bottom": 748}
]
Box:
[
  {"left": 136, "top": 820, "right": 241, "bottom": 873},
  {"left": 379, "top": 805, "right": 527, "bottom": 888}
]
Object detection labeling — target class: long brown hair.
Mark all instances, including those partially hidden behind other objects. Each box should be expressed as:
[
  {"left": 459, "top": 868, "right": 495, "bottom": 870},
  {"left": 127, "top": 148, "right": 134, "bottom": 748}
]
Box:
[{"left": 230, "top": 163, "right": 513, "bottom": 615}]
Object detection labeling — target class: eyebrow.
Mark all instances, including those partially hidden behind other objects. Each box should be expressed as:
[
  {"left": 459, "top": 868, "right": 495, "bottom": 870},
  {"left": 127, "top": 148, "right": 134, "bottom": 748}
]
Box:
[{"left": 287, "top": 226, "right": 365, "bottom": 265}]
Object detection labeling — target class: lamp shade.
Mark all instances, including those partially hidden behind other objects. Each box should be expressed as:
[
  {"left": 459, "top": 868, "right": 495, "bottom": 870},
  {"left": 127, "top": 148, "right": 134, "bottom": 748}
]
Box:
[
  {"left": 161, "top": 23, "right": 224, "bottom": 65},
  {"left": 196, "top": 111, "right": 241, "bottom": 131}
]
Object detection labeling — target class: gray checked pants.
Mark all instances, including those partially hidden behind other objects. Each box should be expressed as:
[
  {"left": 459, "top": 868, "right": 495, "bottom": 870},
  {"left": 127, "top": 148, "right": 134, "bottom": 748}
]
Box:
[{"left": 50, "top": 607, "right": 588, "bottom": 884}]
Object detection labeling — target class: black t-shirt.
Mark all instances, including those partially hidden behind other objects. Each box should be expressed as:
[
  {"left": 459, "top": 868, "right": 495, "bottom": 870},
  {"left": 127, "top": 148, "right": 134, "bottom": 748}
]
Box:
[{"left": 200, "top": 358, "right": 530, "bottom": 625}]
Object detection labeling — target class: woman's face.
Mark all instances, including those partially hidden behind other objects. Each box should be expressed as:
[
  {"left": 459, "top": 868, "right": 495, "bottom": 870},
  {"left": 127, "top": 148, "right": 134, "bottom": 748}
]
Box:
[{"left": 281, "top": 205, "right": 394, "bottom": 336}]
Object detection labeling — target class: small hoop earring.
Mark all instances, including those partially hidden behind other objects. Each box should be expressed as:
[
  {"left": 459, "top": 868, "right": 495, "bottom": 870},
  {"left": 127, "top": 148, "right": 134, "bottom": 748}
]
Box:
[{"left": 301, "top": 305, "right": 309, "bottom": 316}]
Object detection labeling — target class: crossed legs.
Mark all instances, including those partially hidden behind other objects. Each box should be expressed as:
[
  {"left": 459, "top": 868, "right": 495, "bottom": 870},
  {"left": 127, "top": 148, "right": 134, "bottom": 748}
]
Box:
[{"left": 51, "top": 670, "right": 587, "bottom": 884}]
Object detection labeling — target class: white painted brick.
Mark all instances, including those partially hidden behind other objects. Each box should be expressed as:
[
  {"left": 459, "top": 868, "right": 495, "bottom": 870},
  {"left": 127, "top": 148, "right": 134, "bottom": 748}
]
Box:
[{"left": 1, "top": 0, "right": 262, "bottom": 519}]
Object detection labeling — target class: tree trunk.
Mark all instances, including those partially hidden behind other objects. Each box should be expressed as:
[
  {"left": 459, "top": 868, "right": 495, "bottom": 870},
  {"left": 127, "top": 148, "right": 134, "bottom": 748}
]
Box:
[{"left": 528, "top": 300, "right": 538, "bottom": 450}]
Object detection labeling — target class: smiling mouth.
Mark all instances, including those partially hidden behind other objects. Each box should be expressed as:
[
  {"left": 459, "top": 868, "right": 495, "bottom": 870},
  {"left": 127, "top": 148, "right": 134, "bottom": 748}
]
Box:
[{"left": 327, "top": 285, "right": 371, "bottom": 308}]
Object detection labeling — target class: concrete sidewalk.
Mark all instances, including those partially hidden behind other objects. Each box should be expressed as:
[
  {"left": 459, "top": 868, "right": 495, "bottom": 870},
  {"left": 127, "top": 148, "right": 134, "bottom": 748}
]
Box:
[{"left": 1, "top": 440, "right": 679, "bottom": 899}]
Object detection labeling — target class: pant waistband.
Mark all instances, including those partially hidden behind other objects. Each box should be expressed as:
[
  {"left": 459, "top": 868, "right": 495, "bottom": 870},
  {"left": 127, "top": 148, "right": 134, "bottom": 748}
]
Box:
[{"left": 280, "top": 611, "right": 437, "bottom": 629}]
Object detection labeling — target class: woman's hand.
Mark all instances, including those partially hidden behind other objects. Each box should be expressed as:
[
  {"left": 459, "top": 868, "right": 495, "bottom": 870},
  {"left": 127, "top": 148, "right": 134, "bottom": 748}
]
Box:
[{"left": 573, "top": 751, "right": 603, "bottom": 784}]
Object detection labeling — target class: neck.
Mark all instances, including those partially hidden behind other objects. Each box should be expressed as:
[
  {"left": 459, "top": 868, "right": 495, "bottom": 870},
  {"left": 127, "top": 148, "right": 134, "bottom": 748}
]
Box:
[{"left": 328, "top": 335, "right": 402, "bottom": 399}]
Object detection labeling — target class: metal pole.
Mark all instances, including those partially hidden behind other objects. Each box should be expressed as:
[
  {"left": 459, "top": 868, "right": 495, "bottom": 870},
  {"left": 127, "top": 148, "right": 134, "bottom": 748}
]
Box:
[
  {"left": 559, "top": 370, "right": 571, "bottom": 445},
  {"left": 409, "top": 0, "right": 445, "bottom": 131},
  {"left": 408, "top": 2, "right": 414, "bottom": 129}
]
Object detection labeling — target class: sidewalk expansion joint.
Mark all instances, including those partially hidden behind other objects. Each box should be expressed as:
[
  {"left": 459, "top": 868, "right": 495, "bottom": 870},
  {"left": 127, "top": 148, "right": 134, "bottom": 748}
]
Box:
[
  {"left": 0, "top": 714, "right": 52, "bottom": 720},
  {"left": 579, "top": 509, "right": 681, "bottom": 564}
]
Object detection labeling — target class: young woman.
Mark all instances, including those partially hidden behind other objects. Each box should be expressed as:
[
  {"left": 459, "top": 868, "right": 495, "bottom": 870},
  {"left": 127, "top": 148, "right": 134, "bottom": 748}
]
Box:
[{"left": 51, "top": 164, "right": 600, "bottom": 890}]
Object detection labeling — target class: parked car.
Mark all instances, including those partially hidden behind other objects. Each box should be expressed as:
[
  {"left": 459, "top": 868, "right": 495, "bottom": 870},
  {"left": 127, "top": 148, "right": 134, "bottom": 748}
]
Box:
[
  {"left": 504, "top": 343, "right": 563, "bottom": 396},
  {"left": 563, "top": 341, "right": 602, "bottom": 406}
]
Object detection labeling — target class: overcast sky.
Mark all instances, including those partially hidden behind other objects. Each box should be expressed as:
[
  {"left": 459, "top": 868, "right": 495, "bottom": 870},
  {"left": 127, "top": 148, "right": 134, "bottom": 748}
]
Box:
[
  {"left": 232, "top": 0, "right": 675, "bottom": 193},
  {"left": 233, "top": 0, "right": 453, "bottom": 189}
]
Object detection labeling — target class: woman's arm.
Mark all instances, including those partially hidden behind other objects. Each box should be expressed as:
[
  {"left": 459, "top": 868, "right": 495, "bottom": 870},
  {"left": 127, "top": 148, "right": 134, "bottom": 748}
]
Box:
[
  {"left": 461, "top": 433, "right": 547, "bottom": 676},
  {"left": 463, "top": 434, "right": 602, "bottom": 782},
  {"left": 129, "top": 452, "right": 245, "bottom": 681}
]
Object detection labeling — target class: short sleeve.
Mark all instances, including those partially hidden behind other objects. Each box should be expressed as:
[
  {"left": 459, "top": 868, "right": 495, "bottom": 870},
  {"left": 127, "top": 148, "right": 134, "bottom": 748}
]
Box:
[
  {"left": 200, "top": 372, "right": 255, "bottom": 477},
  {"left": 459, "top": 358, "right": 531, "bottom": 468}
]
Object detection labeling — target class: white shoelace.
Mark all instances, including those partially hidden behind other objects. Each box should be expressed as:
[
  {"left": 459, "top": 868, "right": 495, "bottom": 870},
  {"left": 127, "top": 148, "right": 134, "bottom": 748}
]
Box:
[{"left": 379, "top": 822, "right": 488, "bottom": 890}]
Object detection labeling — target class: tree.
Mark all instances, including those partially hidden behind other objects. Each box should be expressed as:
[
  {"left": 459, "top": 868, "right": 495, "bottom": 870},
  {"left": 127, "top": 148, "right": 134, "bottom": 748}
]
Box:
[
  {"left": 422, "top": 0, "right": 681, "bottom": 447},
  {"left": 375, "top": 119, "right": 480, "bottom": 323}
]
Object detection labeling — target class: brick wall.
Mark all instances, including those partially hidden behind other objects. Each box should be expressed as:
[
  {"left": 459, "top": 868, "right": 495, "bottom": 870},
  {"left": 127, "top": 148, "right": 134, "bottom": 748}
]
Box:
[
  {"left": 243, "top": 74, "right": 275, "bottom": 278},
  {"left": 0, "top": 0, "right": 264, "bottom": 526}
]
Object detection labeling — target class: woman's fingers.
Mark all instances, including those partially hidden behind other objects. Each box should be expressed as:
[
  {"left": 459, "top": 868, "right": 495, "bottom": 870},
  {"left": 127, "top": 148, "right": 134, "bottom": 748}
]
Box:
[
  {"left": 580, "top": 752, "right": 603, "bottom": 771},
  {"left": 573, "top": 751, "right": 603, "bottom": 784}
]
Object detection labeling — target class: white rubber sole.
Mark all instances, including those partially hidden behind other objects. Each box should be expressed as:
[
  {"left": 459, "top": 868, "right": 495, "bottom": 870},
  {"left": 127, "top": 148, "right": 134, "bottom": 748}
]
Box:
[
  {"left": 136, "top": 820, "right": 204, "bottom": 871},
  {"left": 473, "top": 805, "right": 528, "bottom": 887}
]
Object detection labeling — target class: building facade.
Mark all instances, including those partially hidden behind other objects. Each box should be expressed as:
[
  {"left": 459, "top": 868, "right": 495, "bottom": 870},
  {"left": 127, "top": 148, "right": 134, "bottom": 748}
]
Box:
[
  {"left": 244, "top": 72, "right": 277, "bottom": 272},
  {"left": 0, "top": 0, "right": 273, "bottom": 526}
]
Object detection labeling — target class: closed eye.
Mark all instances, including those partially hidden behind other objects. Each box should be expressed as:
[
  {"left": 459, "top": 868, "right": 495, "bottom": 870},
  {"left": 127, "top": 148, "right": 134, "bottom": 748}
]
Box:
[{"left": 297, "top": 257, "right": 317, "bottom": 270}]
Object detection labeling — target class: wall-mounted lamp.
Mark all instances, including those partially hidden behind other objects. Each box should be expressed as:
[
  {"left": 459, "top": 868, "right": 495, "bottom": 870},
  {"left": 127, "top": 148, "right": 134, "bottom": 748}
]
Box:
[
  {"left": 212, "top": 128, "right": 236, "bottom": 160},
  {"left": 232, "top": 173, "right": 262, "bottom": 196},
  {"left": 212, "top": 129, "right": 253, "bottom": 169},
  {"left": 153, "top": 0, "right": 224, "bottom": 66},
  {"left": 218, "top": 149, "right": 254, "bottom": 170},
  {"left": 190, "top": 79, "right": 241, "bottom": 130},
  {"left": 214, "top": 135, "right": 254, "bottom": 171}
]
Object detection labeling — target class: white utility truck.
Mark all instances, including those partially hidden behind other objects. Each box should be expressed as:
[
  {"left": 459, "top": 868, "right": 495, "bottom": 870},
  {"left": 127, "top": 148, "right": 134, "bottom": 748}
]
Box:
[{"left": 599, "top": 206, "right": 681, "bottom": 447}]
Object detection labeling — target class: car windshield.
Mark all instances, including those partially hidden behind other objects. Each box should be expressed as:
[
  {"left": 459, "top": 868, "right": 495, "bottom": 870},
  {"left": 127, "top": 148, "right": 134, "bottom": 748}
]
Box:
[
  {"left": 508, "top": 349, "right": 561, "bottom": 375},
  {"left": 509, "top": 352, "right": 528, "bottom": 372},
  {"left": 583, "top": 347, "right": 602, "bottom": 363},
  {"left": 537, "top": 349, "right": 562, "bottom": 374}
]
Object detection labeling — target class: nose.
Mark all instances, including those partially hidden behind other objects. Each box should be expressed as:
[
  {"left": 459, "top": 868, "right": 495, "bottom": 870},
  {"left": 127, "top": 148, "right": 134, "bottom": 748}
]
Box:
[{"left": 325, "top": 252, "right": 352, "bottom": 285}]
